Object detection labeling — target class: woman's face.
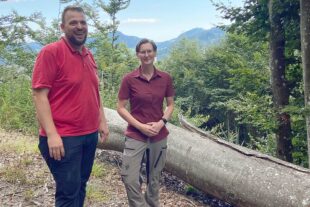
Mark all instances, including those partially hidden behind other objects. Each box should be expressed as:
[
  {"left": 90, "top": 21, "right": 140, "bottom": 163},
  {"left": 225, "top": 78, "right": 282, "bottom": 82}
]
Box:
[{"left": 136, "top": 43, "right": 156, "bottom": 66}]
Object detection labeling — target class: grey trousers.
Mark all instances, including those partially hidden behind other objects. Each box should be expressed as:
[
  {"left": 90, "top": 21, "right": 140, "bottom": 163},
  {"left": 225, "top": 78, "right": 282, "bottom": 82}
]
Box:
[{"left": 121, "top": 137, "right": 167, "bottom": 207}]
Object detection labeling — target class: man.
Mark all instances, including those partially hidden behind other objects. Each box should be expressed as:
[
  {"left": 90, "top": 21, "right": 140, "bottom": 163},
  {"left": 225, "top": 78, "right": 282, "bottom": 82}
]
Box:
[{"left": 32, "top": 5, "right": 109, "bottom": 207}]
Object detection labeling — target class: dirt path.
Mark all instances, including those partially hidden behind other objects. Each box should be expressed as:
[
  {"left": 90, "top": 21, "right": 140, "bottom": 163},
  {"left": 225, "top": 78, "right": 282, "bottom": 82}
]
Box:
[{"left": 0, "top": 129, "right": 232, "bottom": 207}]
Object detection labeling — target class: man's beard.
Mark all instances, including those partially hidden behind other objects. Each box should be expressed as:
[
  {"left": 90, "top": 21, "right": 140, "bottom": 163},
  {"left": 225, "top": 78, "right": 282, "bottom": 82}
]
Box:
[{"left": 68, "top": 34, "right": 87, "bottom": 47}]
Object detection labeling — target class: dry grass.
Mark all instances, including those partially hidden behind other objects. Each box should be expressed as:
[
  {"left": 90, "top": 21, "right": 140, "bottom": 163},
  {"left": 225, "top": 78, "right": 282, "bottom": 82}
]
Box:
[{"left": 0, "top": 129, "right": 212, "bottom": 207}]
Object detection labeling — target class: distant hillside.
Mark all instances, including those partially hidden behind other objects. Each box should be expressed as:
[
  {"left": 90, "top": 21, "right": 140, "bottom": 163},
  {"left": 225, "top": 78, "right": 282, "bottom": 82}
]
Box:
[
  {"left": 113, "top": 32, "right": 141, "bottom": 49},
  {"left": 114, "top": 27, "right": 225, "bottom": 59},
  {"left": 177, "top": 27, "right": 224, "bottom": 44},
  {"left": 24, "top": 27, "right": 225, "bottom": 60},
  {"left": 156, "top": 27, "right": 225, "bottom": 59}
]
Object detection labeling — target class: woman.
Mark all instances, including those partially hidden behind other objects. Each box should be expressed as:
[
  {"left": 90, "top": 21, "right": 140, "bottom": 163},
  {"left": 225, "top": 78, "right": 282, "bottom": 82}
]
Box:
[{"left": 117, "top": 38, "right": 175, "bottom": 207}]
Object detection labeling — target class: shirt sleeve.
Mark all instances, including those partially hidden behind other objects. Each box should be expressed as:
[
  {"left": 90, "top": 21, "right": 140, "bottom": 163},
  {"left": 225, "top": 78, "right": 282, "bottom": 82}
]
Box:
[
  {"left": 165, "top": 74, "right": 175, "bottom": 97},
  {"left": 32, "top": 48, "right": 58, "bottom": 89},
  {"left": 118, "top": 75, "right": 130, "bottom": 100}
]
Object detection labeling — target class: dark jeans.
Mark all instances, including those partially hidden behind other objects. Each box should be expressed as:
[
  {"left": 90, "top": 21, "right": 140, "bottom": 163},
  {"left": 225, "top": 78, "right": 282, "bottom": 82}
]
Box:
[{"left": 39, "top": 131, "right": 98, "bottom": 207}]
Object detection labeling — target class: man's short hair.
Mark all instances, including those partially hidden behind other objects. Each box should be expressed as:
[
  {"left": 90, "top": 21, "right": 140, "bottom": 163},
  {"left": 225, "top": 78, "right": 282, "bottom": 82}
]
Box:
[
  {"left": 61, "top": 5, "right": 85, "bottom": 24},
  {"left": 135, "top": 38, "right": 157, "bottom": 53}
]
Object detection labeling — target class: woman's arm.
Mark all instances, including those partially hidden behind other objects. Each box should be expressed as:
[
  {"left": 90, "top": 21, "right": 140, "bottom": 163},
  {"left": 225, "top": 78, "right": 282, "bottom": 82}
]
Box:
[
  {"left": 162, "top": 96, "right": 174, "bottom": 121},
  {"left": 117, "top": 99, "right": 158, "bottom": 137},
  {"left": 147, "top": 96, "right": 174, "bottom": 133}
]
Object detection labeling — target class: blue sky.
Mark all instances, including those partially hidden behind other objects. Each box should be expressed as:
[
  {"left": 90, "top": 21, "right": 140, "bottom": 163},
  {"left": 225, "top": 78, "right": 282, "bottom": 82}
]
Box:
[{"left": 0, "top": 0, "right": 244, "bottom": 42}]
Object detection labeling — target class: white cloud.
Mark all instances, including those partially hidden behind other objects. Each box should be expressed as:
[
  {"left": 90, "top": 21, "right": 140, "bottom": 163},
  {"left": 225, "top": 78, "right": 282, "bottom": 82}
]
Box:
[{"left": 122, "top": 18, "right": 158, "bottom": 24}]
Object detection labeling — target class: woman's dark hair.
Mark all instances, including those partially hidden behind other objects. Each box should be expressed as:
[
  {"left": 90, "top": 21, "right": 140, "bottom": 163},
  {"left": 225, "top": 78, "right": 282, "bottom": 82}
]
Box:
[
  {"left": 61, "top": 5, "right": 85, "bottom": 24},
  {"left": 135, "top": 38, "right": 157, "bottom": 53}
]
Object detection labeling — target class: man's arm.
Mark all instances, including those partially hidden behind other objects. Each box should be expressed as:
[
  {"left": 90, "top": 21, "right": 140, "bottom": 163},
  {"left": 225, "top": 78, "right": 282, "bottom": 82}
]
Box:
[
  {"left": 98, "top": 103, "right": 109, "bottom": 143},
  {"left": 32, "top": 88, "right": 64, "bottom": 160}
]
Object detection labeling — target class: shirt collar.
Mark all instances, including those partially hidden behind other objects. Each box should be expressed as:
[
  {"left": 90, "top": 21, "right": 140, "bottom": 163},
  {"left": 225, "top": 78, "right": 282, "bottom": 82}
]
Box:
[
  {"left": 61, "top": 37, "right": 88, "bottom": 56},
  {"left": 133, "top": 65, "right": 162, "bottom": 80}
]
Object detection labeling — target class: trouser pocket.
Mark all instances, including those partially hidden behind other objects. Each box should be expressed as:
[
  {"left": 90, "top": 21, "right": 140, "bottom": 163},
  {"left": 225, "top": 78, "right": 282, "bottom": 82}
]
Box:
[
  {"left": 121, "top": 137, "right": 146, "bottom": 176},
  {"left": 153, "top": 145, "right": 167, "bottom": 173}
]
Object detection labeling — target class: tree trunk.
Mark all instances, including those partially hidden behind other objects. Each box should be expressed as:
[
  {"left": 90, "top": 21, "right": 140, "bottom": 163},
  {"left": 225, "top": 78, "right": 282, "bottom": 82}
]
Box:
[
  {"left": 300, "top": 0, "right": 310, "bottom": 167},
  {"left": 268, "top": 0, "right": 293, "bottom": 162},
  {"left": 99, "top": 108, "right": 310, "bottom": 207}
]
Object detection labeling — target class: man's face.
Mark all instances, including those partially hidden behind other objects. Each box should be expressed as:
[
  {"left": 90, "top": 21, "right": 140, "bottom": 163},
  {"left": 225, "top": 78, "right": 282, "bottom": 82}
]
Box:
[{"left": 61, "top": 10, "right": 88, "bottom": 47}]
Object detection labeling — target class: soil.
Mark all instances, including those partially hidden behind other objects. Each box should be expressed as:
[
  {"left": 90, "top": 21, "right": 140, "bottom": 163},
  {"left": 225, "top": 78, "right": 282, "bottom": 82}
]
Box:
[{"left": 0, "top": 129, "right": 233, "bottom": 207}]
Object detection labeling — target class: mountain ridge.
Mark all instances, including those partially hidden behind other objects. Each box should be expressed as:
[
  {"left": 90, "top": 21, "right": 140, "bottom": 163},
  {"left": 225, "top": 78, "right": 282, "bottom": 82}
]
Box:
[
  {"left": 24, "top": 27, "right": 225, "bottom": 60},
  {"left": 115, "top": 27, "right": 225, "bottom": 59}
]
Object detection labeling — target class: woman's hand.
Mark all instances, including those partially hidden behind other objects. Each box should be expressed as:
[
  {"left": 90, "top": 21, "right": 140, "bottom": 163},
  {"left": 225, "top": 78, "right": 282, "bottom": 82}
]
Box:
[
  {"left": 145, "top": 120, "right": 165, "bottom": 136},
  {"left": 138, "top": 123, "right": 160, "bottom": 137}
]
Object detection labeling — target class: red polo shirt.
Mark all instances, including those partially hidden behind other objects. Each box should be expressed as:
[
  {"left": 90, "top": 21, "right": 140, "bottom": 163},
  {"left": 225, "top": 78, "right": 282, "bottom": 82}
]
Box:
[
  {"left": 32, "top": 37, "right": 101, "bottom": 137},
  {"left": 118, "top": 66, "right": 175, "bottom": 142}
]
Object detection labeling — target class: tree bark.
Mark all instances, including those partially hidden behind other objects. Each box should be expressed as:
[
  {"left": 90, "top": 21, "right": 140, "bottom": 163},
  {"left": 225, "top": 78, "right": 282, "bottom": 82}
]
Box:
[
  {"left": 99, "top": 108, "right": 310, "bottom": 207},
  {"left": 300, "top": 0, "right": 310, "bottom": 167},
  {"left": 268, "top": 0, "right": 293, "bottom": 162}
]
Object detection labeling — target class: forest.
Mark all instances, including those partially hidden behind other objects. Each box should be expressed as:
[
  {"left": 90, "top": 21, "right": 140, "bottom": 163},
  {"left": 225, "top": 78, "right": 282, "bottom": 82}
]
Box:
[{"left": 0, "top": 0, "right": 310, "bottom": 171}]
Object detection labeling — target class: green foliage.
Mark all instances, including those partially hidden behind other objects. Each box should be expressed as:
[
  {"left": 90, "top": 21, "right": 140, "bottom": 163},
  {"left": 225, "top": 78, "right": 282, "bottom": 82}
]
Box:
[
  {"left": 184, "top": 113, "right": 210, "bottom": 130},
  {"left": 162, "top": 39, "right": 205, "bottom": 115},
  {"left": 249, "top": 133, "right": 276, "bottom": 156},
  {"left": 95, "top": 0, "right": 130, "bottom": 47},
  {"left": 0, "top": 46, "right": 37, "bottom": 75},
  {"left": 225, "top": 93, "right": 276, "bottom": 132},
  {"left": 213, "top": 0, "right": 306, "bottom": 164},
  {"left": 209, "top": 122, "right": 239, "bottom": 144},
  {"left": 31, "top": 19, "right": 61, "bottom": 46},
  {"left": 0, "top": 66, "right": 37, "bottom": 134},
  {"left": 162, "top": 34, "right": 282, "bottom": 157},
  {"left": 0, "top": 11, "right": 43, "bottom": 45},
  {"left": 0, "top": 11, "right": 45, "bottom": 74},
  {"left": 100, "top": 88, "right": 118, "bottom": 109},
  {"left": 281, "top": 104, "right": 308, "bottom": 167},
  {"left": 98, "top": 43, "right": 137, "bottom": 93},
  {"left": 88, "top": 33, "right": 137, "bottom": 110}
]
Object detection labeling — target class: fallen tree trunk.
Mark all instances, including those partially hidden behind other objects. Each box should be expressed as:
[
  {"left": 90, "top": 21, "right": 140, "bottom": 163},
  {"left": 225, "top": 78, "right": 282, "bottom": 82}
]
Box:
[{"left": 98, "top": 108, "right": 310, "bottom": 207}]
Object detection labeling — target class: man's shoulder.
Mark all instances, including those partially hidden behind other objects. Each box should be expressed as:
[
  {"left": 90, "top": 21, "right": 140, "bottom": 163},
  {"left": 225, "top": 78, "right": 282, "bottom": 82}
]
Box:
[
  {"left": 85, "top": 47, "right": 93, "bottom": 54},
  {"left": 40, "top": 39, "right": 64, "bottom": 54}
]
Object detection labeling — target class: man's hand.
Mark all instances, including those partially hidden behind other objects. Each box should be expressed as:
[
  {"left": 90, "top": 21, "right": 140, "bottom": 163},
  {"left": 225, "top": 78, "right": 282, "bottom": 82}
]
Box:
[
  {"left": 98, "top": 123, "right": 109, "bottom": 143},
  {"left": 47, "top": 133, "right": 65, "bottom": 161}
]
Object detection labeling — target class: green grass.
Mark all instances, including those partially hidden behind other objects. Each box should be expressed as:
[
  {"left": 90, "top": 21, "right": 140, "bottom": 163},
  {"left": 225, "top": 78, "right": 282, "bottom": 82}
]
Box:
[
  {"left": 86, "top": 183, "right": 109, "bottom": 202},
  {"left": 91, "top": 161, "right": 107, "bottom": 178}
]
